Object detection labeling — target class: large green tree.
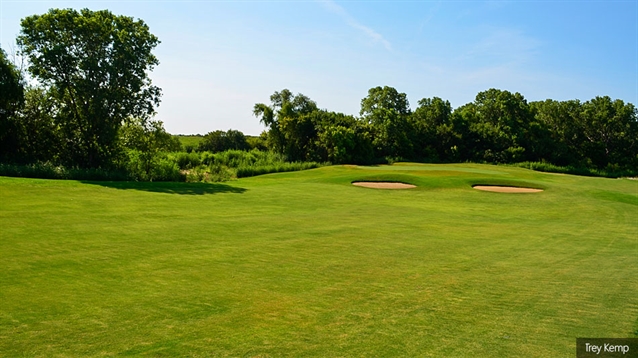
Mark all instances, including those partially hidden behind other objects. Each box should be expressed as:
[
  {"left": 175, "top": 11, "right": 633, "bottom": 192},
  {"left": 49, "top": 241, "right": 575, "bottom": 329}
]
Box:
[
  {"left": 17, "top": 8, "right": 161, "bottom": 168},
  {"left": 530, "top": 99, "right": 584, "bottom": 166},
  {"left": 359, "top": 86, "right": 410, "bottom": 118},
  {"left": 253, "top": 89, "right": 318, "bottom": 158},
  {"left": 360, "top": 86, "right": 413, "bottom": 159},
  {"left": 315, "top": 112, "right": 374, "bottom": 164},
  {"left": 579, "top": 96, "right": 637, "bottom": 169},
  {"left": 411, "top": 97, "right": 454, "bottom": 161},
  {"left": 457, "top": 89, "right": 533, "bottom": 163}
]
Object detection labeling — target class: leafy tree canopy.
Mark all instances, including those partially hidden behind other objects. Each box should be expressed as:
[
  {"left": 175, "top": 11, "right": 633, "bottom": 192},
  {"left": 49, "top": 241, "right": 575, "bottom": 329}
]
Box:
[
  {"left": 253, "top": 89, "right": 318, "bottom": 153},
  {"left": 197, "top": 129, "right": 249, "bottom": 153},
  {"left": 17, "top": 8, "right": 161, "bottom": 168},
  {"left": 360, "top": 86, "right": 410, "bottom": 118},
  {"left": 0, "top": 47, "right": 25, "bottom": 161}
]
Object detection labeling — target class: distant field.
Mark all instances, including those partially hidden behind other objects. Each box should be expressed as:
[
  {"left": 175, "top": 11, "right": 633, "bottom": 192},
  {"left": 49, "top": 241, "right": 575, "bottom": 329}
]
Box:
[
  {"left": 1, "top": 163, "right": 636, "bottom": 356},
  {"left": 174, "top": 134, "right": 204, "bottom": 149}
]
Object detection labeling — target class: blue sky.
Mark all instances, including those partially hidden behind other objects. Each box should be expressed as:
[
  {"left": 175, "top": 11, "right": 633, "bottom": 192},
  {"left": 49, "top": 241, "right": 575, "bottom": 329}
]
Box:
[{"left": 1, "top": 1, "right": 636, "bottom": 135}]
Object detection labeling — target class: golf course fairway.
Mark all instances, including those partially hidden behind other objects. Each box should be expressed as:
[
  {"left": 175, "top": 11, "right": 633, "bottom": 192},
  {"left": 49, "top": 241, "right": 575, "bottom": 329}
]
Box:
[{"left": 1, "top": 163, "right": 636, "bottom": 357}]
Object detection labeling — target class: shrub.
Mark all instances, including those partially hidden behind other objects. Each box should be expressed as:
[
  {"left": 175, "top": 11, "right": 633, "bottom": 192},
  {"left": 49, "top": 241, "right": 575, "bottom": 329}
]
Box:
[
  {"left": 172, "top": 151, "right": 201, "bottom": 169},
  {"left": 151, "top": 157, "right": 183, "bottom": 182},
  {"left": 127, "top": 150, "right": 184, "bottom": 182},
  {"left": 0, "top": 162, "right": 130, "bottom": 181}
]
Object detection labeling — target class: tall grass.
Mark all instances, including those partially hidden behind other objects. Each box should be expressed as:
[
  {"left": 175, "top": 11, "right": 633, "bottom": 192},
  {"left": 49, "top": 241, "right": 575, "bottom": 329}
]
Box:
[
  {"left": 0, "top": 162, "right": 130, "bottom": 181},
  {"left": 236, "top": 161, "right": 321, "bottom": 178},
  {"left": 511, "top": 161, "right": 638, "bottom": 178},
  {"left": 171, "top": 149, "right": 324, "bottom": 182},
  {"left": 0, "top": 150, "right": 324, "bottom": 182}
]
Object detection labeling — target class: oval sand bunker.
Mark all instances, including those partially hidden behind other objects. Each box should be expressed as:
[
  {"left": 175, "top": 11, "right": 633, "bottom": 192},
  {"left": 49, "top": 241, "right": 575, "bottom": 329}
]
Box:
[
  {"left": 473, "top": 185, "right": 543, "bottom": 193},
  {"left": 352, "top": 182, "right": 416, "bottom": 189}
]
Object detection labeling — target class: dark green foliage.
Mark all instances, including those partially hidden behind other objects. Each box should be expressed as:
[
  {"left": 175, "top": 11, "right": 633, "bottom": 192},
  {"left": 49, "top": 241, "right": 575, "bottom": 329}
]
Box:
[
  {"left": 367, "top": 107, "right": 414, "bottom": 160},
  {"left": 246, "top": 134, "right": 268, "bottom": 151},
  {"left": 359, "top": 87, "right": 414, "bottom": 160},
  {"left": 359, "top": 85, "right": 411, "bottom": 117},
  {"left": 529, "top": 97, "right": 638, "bottom": 170},
  {"left": 0, "top": 162, "right": 129, "bottom": 181},
  {"left": 17, "top": 8, "right": 161, "bottom": 168},
  {"left": 530, "top": 99, "right": 586, "bottom": 166},
  {"left": 172, "top": 152, "right": 202, "bottom": 169},
  {"left": 205, "top": 149, "right": 291, "bottom": 169},
  {"left": 317, "top": 123, "right": 374, "bottom": 164},
  {"left": 253, "top": 89, "right": 319, "bottom": 156},
  {"left": 121, "top": 119, "right": 182, "bottom": 154},
  {"left": 410, "top": 97, "right": 454, "bottom": 161},
  {"left": 579, "top": 96, "right": 637, "bottom": 169},
  {"left": 0, "top": 149, "right": 323, "bottom": 182},
  {"left": 197, "top": 129, "right": 249, "bottom": 152},
  {"left": 0, "top": 47, "right": 25, "bottom": 162},
  {"left": 125, "top": 150, "right": 182, "bottom": 182},
  {"left": 512, "top": 161, "right": 638, "bottom": 178},
  {"left": 168, "top": 149, "right": 324, "bottom": 182},
  {"left": 119, "top": 118, "right": 182, "bottom": 179},
  {"left": 252, "top": 86, "right": 637, "bottom": 173},
  {"left": 455, "top": 89, "right": 533, "bottom": 163},
  {"left": 13, "top": 87, "right": 61, "bottom": 163},
  {"left": 126, "top": 151, "right": 183, "bottom": 181}
]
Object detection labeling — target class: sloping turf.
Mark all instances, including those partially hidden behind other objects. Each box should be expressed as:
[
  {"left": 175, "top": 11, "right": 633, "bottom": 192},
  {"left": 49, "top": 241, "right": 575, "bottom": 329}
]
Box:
[{"left": 1, "top": 163, "right": 636, "bottom": 357}]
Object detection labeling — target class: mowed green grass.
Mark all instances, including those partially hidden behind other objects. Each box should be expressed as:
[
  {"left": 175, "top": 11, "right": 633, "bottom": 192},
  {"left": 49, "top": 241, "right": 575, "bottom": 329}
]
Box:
[
  {"left": 1, "top": 163, "right": 636, "bottom": 357},
  {"left": 174, "top": 135, "right": 204, "bottom": 149}
]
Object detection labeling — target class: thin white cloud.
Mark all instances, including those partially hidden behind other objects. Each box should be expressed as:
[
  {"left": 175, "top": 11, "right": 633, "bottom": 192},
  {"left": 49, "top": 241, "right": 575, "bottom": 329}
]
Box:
[
  {"left": 458, "top": 28, "right": 542, "bottom": 66},
  {"left": 417, "top": 1, "right": 442, "bottom": 33},
  {"left": 319, "top": 0, "right": 392, "bottom": 51}
]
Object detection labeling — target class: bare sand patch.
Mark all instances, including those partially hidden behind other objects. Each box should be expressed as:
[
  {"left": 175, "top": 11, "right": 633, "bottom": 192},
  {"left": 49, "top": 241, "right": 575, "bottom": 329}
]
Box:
[
  {"left": 352, "top": 182, "right": 416, "bottom": 189},
  {"left": 473, "top": 185, "right": 543, "bottom": 193}
]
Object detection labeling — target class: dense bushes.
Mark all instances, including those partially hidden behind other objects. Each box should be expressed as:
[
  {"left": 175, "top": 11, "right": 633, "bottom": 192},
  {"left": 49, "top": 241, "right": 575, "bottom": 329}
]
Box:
[
  {"left": 0, "top": 162, "right": 130, "bottom": 181},
  {"left": 0, "top": 149, "right": 324, "bottom": 182},
  {"left": 171, "top": 149, "right": 323, "bottom": 181},
  {"left": 197, "top": 130, "right": 249, "bottom": 152}
]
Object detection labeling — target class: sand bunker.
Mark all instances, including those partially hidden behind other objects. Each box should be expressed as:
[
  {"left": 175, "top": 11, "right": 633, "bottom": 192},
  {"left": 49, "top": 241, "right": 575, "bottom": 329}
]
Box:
[
  {"left": 352, "top": 182, "right": 416, "bottom": 189},
  {"left": 473, "top": 185, "right": 543, "bottom": 193}
]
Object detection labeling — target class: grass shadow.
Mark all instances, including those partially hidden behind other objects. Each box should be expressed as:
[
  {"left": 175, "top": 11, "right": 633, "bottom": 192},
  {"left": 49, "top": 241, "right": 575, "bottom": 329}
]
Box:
[{"left": 80, "top": 181, "right": 247, "bottom": 195}]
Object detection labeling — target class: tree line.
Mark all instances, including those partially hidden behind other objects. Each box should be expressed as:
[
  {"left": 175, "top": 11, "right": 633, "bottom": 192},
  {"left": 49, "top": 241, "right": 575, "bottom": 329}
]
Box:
[
  {"left": 1, "top": 8, "right": 636, "bottom": 181},
  {"left": 251, "top": 87, "right": 637, "bottom": 172}
]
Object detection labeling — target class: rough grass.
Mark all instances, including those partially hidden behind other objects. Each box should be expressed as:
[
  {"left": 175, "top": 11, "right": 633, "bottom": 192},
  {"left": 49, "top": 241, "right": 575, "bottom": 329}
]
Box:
[
  {"left": 174, "top": 134, "right": 204, "bottom": 149},
  {"left": 0, "top": 162, "right": 130, "bottom": 181},
  {"left": 173, "top": 149, "right": 323, "bottom": 181},
  {"left": 1, "top": 163, "right": 636, "bottom": 357},
  {"left": 511, "top": 161, "right": 638, "bottom": 178}
]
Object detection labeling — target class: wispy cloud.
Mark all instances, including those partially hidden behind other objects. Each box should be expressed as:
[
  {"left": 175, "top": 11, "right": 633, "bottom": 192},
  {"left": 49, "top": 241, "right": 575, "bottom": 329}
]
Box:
[
  {"left": 417, "top": 1, "right": 442, "bottom": 33},
  {"left": 319, "top": 0, "right": 392, "bottom": 51},
  {"left": 457, "top": 28, "right": 542, "bottom": 66}
]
